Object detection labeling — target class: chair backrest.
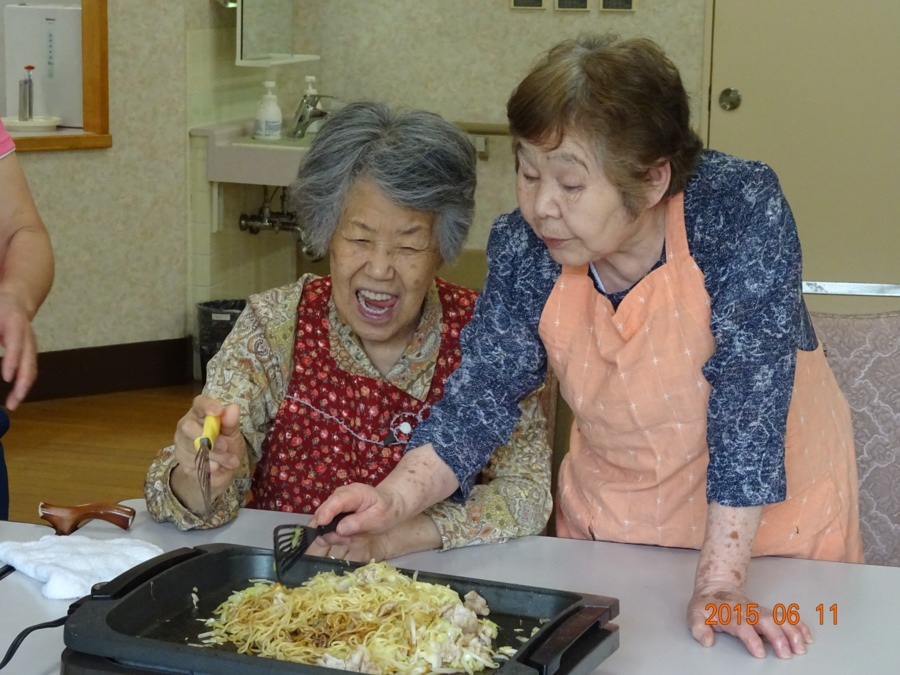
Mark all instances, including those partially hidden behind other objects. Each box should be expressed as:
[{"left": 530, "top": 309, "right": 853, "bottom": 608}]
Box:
[{"left": 811, "top": 311, "right": 900, "bottom": 566}]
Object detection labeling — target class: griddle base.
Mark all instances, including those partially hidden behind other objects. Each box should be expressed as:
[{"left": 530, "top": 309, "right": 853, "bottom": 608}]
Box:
[{"left": 62, "top": 647, "right": 162, "bottom": 674}]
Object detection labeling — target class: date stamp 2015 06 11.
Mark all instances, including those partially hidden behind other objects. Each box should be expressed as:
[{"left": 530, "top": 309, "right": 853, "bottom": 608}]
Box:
[{"left": 705, "top": 603, "right": 839, "bottom": 626}]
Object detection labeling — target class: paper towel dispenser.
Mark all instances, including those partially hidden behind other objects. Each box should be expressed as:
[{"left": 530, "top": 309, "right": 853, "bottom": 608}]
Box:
[{"left": 3, "top": 3, "right": 83, "bottom": 128}]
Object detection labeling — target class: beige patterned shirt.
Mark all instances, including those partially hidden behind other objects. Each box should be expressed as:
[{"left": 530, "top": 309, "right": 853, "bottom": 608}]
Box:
[{"left": 145, "top": 274, "right": 553, "bottom": 551}]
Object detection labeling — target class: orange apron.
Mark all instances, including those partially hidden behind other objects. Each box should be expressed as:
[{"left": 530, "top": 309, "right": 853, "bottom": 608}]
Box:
[{"left": 541, "top": 194, "right": 862, "bottom": 562}]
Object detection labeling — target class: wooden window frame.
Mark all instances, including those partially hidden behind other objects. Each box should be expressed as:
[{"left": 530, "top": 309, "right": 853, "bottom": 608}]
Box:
[{"left": 14, "top": 0, "right": 111, "bottom": 152}]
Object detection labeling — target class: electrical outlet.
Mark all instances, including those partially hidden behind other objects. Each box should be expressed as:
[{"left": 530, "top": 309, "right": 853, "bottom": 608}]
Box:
[
  {"left": 556, "top": 0, "right": 589, "bottom": 10},
  {"left": 510, "top": 0, "right": 545, "bottom": 9}
]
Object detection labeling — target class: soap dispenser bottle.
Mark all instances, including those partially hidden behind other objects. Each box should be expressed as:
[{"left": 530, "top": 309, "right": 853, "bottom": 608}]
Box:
[
  {"left": 253, "top": 80, "right": 282, "bottom": 140},
  {"left": 303, "top": 75, "right": 322, "bottom": 134}
]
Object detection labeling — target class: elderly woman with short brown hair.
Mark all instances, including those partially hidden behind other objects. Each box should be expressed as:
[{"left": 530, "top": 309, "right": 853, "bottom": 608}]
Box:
[
  {"left": 316, "top": 35, "right": 863, "bottom": 658},
  {"left": 144, "top": 101, "right": 553, "bottom": 561}
]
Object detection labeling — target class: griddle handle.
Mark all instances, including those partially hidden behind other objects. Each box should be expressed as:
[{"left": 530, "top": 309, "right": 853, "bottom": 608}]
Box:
[
  {"left": 525, "top": 605, "right": 612, "bottom": 675},
  {"left": 90, "top": 547, "right": 203, "bottom": 600}
]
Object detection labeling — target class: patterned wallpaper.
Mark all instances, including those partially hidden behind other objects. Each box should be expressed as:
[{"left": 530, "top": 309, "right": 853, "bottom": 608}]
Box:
[
  {"left": 15, "top": 0, "right": 708, "bottom": 355},
  {"left": 294, "top": 0, "right": 708, "bottom": 249},
  {"left": 18, "top": 0, "right": 188, "bottom": 353}
]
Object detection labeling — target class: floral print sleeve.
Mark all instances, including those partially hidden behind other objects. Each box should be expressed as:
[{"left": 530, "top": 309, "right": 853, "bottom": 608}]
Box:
[
  {"left": 144, "top": 277, "right": 311, "bottom": 530},
  {"left": 424, "top": 385, "right": 553, "bottom": 549},
  {"left": 409, "top": 214, "right": 559, "bottom": 498},
  {"left": 144, "top": 272, "right": 552, "bottom": 544},
  {"left": 685, "top": 151, "right": 815, "bottom": 506},
  {"left": 142, "top": 445, "right": 248, "bottom": 530}
]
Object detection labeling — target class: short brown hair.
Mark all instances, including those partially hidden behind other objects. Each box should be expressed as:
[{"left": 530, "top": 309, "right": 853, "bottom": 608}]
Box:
[{"left": 507, "top": 33, "right": 703, "bottom": 216}]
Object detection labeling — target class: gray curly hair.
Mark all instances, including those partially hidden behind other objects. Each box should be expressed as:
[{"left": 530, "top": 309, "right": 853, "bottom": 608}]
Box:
[{"left": 288, "top": 101, "right": 477, "bottom": 262}]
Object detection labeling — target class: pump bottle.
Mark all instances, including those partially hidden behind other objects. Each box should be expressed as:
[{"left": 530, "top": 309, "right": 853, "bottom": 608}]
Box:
[{"left": 253, "top": 81, "right": 282, "bottom": 140}]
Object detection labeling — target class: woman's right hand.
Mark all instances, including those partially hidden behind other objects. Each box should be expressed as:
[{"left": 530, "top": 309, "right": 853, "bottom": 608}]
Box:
[
  {"left": 310, "top": 482, "right": 404, "bottom": 544},
  {"left": 312, "top": 444, "right": 459, "bottom": 543},
  {"left": 170, "top": 395, "right": 245, "bottom": 513},
  {"left": 0, "top": 289, "right": 38, "bottom": 410}
]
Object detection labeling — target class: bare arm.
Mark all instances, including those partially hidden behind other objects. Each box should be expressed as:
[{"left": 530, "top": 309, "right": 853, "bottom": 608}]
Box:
[
  {"left": 688, "top": 502, "right": 813, "bottom": 658},
  {"left": 0, "top": 152, "right": 54, "bottom": 409}
]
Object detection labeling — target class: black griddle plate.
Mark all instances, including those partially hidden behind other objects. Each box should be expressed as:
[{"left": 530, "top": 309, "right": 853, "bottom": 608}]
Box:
[{"left": 63, "top": 543, "right": 618, "bottom": 675}]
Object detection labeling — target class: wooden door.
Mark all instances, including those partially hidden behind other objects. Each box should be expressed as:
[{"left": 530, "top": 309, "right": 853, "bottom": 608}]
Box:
[{"left": 708, "top": 0, "right": 900, "bottom": 312}]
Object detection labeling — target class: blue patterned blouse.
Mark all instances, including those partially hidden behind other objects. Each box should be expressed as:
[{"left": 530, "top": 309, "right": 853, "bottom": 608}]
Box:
[{"left": 410, "top": 150, "right": 818, "bottom": 508}]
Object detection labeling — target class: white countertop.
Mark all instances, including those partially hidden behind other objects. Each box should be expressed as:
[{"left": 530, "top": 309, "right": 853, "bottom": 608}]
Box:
[{"left": 1, "top": 499, "right": 898, "bottom": 673}]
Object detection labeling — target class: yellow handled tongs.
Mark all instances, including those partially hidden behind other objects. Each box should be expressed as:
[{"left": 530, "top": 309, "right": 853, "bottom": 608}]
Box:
[{"left": 193, "top": 415, "right": 221, "bottom": 518}]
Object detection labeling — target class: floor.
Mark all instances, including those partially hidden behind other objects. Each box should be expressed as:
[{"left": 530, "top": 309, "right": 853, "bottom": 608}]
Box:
[{"left": 3, "top": 383, "right": 201, "bottom": 524}]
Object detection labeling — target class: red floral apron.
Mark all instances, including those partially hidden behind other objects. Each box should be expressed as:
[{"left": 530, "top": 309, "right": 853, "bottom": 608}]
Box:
[
  {"left": 252, "top": 276, "right": 475, "bottom": 513},
  {"left": 541, "top": 194, "right": 863, "bottom": 562}
]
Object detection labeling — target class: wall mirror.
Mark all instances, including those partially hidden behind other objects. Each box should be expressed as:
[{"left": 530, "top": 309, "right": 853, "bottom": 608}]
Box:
[
  {"left": 7, "top": 0, "right": 110, "bottom": 152},
  {"left": 236, "top": 0, "right": 317, "bottom": 67}
]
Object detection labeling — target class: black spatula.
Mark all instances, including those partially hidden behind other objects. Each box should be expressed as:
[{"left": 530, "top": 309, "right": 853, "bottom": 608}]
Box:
[{"left": 273, "top": 513, "right": 348, "bottom": 584}]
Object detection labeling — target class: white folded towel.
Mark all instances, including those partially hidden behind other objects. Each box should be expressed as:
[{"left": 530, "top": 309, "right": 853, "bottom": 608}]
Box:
[{"left": 0, "top": 534, "right": 163, "bottom": 600}]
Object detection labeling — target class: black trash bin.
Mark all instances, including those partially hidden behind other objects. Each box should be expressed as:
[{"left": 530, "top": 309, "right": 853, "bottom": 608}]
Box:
[{"left": 197, "top": 299, "right": 246, "bottom": 382}]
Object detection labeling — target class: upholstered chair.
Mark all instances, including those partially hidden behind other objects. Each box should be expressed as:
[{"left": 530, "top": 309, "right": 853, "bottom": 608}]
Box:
[{"left": 811, "top": 311, "right": 900, "bottom": 566}]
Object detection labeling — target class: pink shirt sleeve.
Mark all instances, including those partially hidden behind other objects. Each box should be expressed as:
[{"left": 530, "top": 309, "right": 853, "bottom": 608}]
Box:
[{"left": 0, "top": 119, "right": 15, "bottom": 159}]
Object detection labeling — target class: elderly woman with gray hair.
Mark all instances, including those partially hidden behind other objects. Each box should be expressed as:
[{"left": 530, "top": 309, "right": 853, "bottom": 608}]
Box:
[{"left": 145, "top": 102, "right": 553, "bottom": 561}]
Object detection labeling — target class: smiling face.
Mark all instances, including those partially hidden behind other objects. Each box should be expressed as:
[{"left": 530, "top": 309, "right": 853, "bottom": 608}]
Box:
[{"left": 329, "top": 179, "right": 443, "bottom": 371}]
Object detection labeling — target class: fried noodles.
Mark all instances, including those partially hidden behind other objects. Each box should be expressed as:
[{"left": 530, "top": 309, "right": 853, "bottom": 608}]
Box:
[{"left": 199, "top": 561, "right": 500, "bottom": 674}]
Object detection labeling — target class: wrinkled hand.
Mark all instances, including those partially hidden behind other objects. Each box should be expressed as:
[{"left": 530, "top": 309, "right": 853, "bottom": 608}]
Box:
[
  {"left": 306, "top": 532, "right": 391, "bottom": 564},
  {"left": 688, "top": 582, "right": 813, "bottom": 658},
  {"left": 306, "top": 513, "right": 441, "bottom": 562},
  {"left": 311, "top": 483, "right": 406, "bottom": 545},
  {"left": 171, "top": 395, "right": 246, "bottom": 512},
  {"left": 312, "top": 445, "right": 454, "bottom": 544},
  {"left": 0, "top": 290, "right": 38, "bottom": 410}
]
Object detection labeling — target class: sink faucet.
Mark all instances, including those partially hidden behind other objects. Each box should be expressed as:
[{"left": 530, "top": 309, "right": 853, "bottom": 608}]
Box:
[{"left": 290, "top": 94, "right": 330, "bottom": 138}]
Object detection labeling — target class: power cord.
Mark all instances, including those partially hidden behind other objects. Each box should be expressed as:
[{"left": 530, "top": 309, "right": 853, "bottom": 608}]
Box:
[
  {"left": 0, "top": 589, "right": 90, "bottom": 670},
  {"left": 0, "top": 614, "right": 67, "bottom": 669}
]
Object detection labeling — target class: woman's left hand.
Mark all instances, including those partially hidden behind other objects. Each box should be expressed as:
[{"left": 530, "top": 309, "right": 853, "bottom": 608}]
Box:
[{"left": 687, "top": 581, "right": 813, "bottom": 658}]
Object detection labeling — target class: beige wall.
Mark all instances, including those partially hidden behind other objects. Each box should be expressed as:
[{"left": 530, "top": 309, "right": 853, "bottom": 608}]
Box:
[
  {"left": 295, "top": 0, "right": 708, "bottom": 250},
  {"left": 20, "top": 0, "right": 708, "bottom": 358},
  {"left": 20, "top": 0, "right": 188, "bottom": 353}
]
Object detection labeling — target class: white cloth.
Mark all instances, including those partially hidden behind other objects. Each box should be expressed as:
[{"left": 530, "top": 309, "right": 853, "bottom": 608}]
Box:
[{"left": 0, "top": 534, "right": 163, "bottom": 600}]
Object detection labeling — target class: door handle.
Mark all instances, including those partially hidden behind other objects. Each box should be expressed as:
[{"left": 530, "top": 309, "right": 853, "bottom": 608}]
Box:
[{"left": 718, "top": 87, "right": 742, "bottom": 111}]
